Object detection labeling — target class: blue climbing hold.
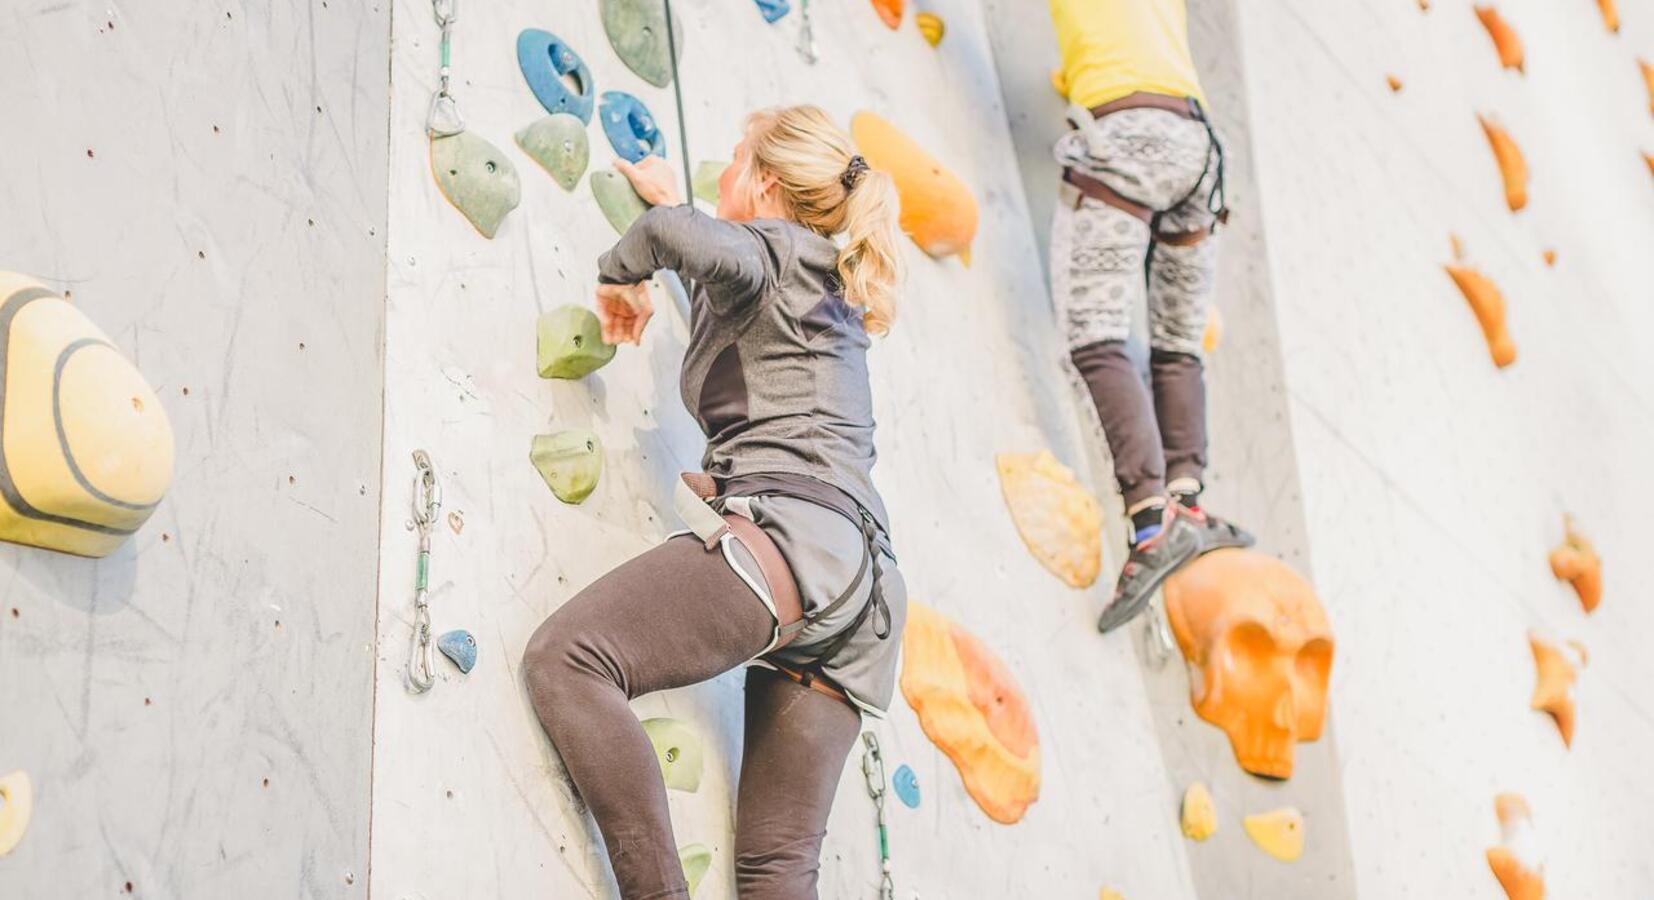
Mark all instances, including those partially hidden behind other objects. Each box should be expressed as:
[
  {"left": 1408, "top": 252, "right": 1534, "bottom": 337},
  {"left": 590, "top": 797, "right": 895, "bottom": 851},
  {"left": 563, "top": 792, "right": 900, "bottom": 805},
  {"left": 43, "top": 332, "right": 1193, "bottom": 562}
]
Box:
[
  {"left": 437, "top": 630, "right": 478, "bottom": 674},
  {"left": 892, "top": 764, "right": 920, "bottom": 809},
  {"left": 600, "top": 91, "right": 666, "bottom": 164},
  {"left": 753, "top": 0, "right": 791, "bottom": 22},
  {"left": 516, "top": 29, "right": 595, "bottom": 124}
]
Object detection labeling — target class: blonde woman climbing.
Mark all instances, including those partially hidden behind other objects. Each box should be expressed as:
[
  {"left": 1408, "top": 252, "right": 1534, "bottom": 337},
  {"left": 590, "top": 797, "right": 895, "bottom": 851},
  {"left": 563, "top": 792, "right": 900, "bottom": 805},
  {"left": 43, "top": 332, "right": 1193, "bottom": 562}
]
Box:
[{"left": 523, "top": 105, "right": 907, "bottom": 900}]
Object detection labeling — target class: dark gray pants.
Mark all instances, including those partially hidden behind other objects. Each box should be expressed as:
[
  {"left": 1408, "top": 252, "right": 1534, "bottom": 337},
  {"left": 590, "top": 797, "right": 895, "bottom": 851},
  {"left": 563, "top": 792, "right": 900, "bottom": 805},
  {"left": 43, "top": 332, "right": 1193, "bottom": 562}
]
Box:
[
  {"left": 522, "top": 535, "right": 861, "bottom": 900},
  {"left": 1071, "top": 341, "right": 1207, "bottom": 508}
]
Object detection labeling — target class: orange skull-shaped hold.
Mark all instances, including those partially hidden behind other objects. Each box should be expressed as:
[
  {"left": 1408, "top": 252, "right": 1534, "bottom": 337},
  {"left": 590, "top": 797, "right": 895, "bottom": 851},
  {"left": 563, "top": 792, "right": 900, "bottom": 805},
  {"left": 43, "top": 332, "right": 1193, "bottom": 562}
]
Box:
[{"left": 1163, "top": 549, "right": 1335, "bottom": 779}]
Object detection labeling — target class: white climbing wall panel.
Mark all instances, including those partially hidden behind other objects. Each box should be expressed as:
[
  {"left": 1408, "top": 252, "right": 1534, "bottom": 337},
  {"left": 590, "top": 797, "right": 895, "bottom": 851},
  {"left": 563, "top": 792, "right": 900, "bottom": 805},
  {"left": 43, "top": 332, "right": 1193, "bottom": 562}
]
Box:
[{"left": 0, "top": 1, "right": 389, "bottom": 897}]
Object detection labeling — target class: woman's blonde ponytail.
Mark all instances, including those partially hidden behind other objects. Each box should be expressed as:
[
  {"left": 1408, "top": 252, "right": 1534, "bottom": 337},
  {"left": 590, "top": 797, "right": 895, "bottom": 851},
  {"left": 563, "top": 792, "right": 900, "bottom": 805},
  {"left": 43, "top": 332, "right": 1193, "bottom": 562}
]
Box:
[{"left": 742, "top": 106, "right": 906, "bottom": 334}]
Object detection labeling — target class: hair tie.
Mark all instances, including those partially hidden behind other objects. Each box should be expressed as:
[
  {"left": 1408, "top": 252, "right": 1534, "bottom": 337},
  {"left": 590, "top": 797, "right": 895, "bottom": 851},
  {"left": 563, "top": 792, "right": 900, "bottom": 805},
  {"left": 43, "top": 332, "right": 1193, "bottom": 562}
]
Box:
[{"left": 841, "top": 155, "right": 870, "bottom": 192}]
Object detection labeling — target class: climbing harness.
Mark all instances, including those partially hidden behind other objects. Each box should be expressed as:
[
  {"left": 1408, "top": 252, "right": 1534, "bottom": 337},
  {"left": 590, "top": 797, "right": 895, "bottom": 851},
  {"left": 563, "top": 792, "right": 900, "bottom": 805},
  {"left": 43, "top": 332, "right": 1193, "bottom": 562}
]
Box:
[
  {"left": 426, "top": 0, "right": 463, "bottom": 138},
  {"left": 861, "top": 732, "right": 896, "bottom": 900},
  {"left": 408, "top": 450, "right": 442, "bottom": 693},
  {"left": 796, "top": 0, "right": 818, "bottom": 63},
  {"left": 426, "top": 0, "right": 519, "bottom": 237}
]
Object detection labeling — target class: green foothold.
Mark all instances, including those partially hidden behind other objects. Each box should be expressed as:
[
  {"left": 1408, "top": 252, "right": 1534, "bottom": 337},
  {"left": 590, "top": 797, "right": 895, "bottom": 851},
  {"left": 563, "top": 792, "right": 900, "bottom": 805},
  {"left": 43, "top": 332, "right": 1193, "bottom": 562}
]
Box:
[
  {"left": 679, "top": 844, "right": 712, "bottom": 897},
  {"left": 430, "top": 132, "right": 521, "bottom": 239},
  {"left": 590, "top": 170, "right": 650, "bottom": 235},
  {"left": 600, "top": 0, "right": 683, "bottom": 88},
  {"left": 515, "top": 115, "right": 590, "bottom": 191},
  {"left": 538, "top": 306, "right": 615, "bottom": 379},
  {"left": 529, "top": 430, "right": 603, "bottom": 504},
  {"left": 641, "top": 717, "right": 703, "bottom": 792},
  {"left": 692, "top": 160, "right": 725, "bottom": 207}
]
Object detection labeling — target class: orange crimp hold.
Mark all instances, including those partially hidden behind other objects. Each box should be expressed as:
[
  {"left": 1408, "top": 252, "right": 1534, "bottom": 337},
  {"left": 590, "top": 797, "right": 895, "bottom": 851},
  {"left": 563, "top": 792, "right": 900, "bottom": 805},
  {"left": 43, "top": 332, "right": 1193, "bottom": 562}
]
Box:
[
  {"left": 1386, "top": 74, "right": 1404, "bottom": 92},
  {"left": 851, "top": 110, "right": 978, "bottom": 263},
  {"left": 1596, "top": 0, "right": 1619, "bottom": 33},
  {"left": 1639, "top": 59, "right": 1653, "bottom": 117},
  {"left": 1479, "top": 115, "right": 1528, "bottom": 212},
  {"left": 1528, "top": 633, "right": 1583, "bottom": 747},
  {"left": 1163, "top": 550, "right": 1334, "bottom": 780},
  {"left": 1549, "top": 515, "right": 1602, "bottom": 613},
  {"left": 1487, "top": 794, "right": 1545, "bottom": 900},
  {"left": 1444, "top": 264, "right": 1517, "bottom": 368},
  {"left": 900, "top": 602, "right": 1040, "bottom": 824},
  {"left": 1474, "top": 6, "right": 1525, "bottom": 73},
  {"left": 870, "top": 0, "right": 902, "bottom": 29}
]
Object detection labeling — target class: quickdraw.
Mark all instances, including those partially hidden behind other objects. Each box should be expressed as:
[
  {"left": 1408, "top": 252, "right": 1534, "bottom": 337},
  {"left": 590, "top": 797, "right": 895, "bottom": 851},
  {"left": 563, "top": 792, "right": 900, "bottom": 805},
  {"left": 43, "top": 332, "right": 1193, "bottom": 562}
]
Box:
[
  {"left": 860, "top": 732, "right": 895, "bottom": 900},
  {"left": 408, "top": 450, "right": 442, "bottom": 693},
  {"left": 427, "top": 0, "right": 463, "bottom": 137}
]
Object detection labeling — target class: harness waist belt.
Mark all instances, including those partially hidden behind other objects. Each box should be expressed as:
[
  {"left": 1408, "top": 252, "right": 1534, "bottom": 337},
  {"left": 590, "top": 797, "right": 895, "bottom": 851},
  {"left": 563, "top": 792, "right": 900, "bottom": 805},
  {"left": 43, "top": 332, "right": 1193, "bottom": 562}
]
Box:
[{"left": 1087, "top": 90, "right": 1202, "bottom": 121}]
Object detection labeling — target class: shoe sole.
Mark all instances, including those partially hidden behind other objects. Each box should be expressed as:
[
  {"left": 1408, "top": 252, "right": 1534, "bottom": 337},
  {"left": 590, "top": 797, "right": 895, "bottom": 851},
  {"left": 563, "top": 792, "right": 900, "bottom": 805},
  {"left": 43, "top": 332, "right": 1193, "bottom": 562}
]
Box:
[{"left": 1097, "top": 533, "right": 1200, "bottom": 634}]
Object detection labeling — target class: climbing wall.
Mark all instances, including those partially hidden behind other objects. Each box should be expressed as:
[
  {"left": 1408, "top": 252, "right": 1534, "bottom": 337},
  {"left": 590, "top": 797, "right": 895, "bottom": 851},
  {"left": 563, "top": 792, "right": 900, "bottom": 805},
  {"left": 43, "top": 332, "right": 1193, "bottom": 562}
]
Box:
[
  {"left": 371, "top": 0, "right": 1200, "bottom": 896},
  {"left": 0, "top": 1, "right": 389, "bottom": 896}
]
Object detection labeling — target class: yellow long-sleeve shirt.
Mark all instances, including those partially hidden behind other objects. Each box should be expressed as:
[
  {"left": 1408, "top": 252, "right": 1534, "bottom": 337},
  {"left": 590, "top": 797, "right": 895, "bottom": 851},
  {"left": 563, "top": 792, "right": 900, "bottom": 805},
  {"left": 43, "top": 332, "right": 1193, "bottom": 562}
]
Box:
[{"left": 1049, "top": 0, "right": 1206, "bottom": 109}]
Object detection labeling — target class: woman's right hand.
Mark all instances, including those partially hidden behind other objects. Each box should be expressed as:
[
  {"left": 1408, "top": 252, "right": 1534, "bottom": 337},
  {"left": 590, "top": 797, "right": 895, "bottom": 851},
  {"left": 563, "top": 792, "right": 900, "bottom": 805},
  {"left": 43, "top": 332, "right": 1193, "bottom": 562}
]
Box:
[
  {"left": 614, "top": 156, "right": 682, "bottom": 207},
  {"left": 595, "top": 281, "right": 654, "bottom": 346}
]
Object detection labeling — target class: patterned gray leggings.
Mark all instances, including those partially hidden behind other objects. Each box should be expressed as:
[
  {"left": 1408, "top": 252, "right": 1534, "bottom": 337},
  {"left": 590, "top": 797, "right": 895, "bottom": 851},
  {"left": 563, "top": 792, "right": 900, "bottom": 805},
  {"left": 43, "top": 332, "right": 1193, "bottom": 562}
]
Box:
[{"left": 1050, "top": 106, "right": 1223, "bottom": 507}]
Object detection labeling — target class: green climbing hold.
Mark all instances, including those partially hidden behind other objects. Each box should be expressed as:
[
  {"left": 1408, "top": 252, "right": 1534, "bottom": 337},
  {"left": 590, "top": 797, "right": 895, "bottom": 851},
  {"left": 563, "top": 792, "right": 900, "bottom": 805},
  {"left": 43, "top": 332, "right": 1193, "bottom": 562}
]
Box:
[
  {"left": 529, "top": 430, "right": 603, "bottom": 504},
  {"left": 679, "top": 844, "right": 713, "bottom": 896},
  {"left": 641, "top": 717, "right": 703, "bottom": 792},
  {"left": 692, "top": 160, "right": 725, "bottom": 207},
  {"left": 538, "top": 306, "right": 615, "bottom": 379},
  {"left": 430, "top": 132, "right": 520, "bottom": 239},
  {"left": 600, "top": 0, "right": 684, "bottom": 88},
  {"left": 515, "top": 115, "right": 590, "bottom": 192},
  {"left": 590, "top": 170, "right": 650, "bottom": 235}
]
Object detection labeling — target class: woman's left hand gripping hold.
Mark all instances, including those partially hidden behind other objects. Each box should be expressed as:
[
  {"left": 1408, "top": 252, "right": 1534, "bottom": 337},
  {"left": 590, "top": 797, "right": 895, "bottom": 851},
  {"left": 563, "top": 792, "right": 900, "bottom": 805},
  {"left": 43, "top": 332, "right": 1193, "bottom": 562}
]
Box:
[{"left": 596, "top": 281, "right": 654, "bottom": 346}]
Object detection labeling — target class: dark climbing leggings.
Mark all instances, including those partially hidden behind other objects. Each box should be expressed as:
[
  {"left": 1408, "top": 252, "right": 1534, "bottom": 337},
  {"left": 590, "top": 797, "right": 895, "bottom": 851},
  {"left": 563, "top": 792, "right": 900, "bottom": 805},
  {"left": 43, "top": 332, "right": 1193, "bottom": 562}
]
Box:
[
  {"left": 522, "top": 535, "right": 863, "bottom": 900},
  {"left": 1071, "top": 340, "right": 1208, "bottom": 508}
]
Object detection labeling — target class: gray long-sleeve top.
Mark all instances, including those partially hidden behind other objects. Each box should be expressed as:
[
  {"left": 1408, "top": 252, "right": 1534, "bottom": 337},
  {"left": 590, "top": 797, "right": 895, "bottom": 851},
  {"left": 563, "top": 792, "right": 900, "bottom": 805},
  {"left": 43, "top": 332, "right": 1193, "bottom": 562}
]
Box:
[{"left": 597, "top": 205, "right": 892, "bottom": 535}]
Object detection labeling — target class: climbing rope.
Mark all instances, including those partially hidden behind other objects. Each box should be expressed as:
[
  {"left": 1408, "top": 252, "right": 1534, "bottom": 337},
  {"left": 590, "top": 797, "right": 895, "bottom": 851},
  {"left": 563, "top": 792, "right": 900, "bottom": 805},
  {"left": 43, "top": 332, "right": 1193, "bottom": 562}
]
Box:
[
  {"left": 860, "top": 731, "right": 895, "bottom": 900},
  {"left": 408, "top": 450, "right": 442, "bottom": 693},
  {"left": 426, "top": 0, "right": 464, "bottom": 137},
  {"left": 659, "top": 0, "right": 695, "bottom": 203}
]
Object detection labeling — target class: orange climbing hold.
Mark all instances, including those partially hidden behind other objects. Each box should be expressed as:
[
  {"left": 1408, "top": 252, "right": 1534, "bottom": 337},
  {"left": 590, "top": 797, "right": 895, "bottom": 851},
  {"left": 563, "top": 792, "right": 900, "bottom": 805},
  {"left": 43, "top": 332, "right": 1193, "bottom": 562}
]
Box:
[
  {"left": 1596, "top": 0, "right": 1619, "bottom": 33},
  {"left": 1548, "top": 515, "right": 1601, "bottom": 613},
  {"left": 1639, "top": 59, "right": 1653, "bottom": 117},
  {"left": 1542, "top": 249, "right": 1556, "bottom": 267},
  {"left": 870, "top": 0, "right": 902, "bottom": 29},
  {"left": 1479, "top": 115, "right": 1528, "bottom": 212},
  {"left": 901, "top": 601, "right": 1040, "bottom": 824},
  {"left": 1386, "top": 74, "right": 1404, "bottom": 93},
  {"left": 851, "top": 111, "right": 978, "bottom": 263},
  {"left": 1529, "top": 633, "right": 1584, "bottom": 748},
  {"left": 1474, "top": 7, "right": 1525, "bottom": 73},
  {"left": 1201, "top": 306, "right": 1222, "bottom": 353},
  {"left": 1444, "top": 264, "right": 1517, "bottom": 368},
  {"left": 1163, "top": 549, "right": 1334, "bottom": 780},
  {"left": 1487, "top": 794, "right": 1545, "bottom": 900}
]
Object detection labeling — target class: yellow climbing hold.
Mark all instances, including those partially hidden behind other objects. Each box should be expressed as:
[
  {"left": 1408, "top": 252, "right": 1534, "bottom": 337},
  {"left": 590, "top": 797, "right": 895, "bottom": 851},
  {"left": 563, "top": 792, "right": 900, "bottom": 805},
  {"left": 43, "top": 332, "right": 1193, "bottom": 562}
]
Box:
[
  {"left": 995, "top": 451, "right": 1103, "bottom": 589},
  {"left": 1100, "top": 890, "right": 1124, "bottom": 900},
  {"left": 0, "top": 770, "right": 33, "bottom": 856},
  {"left": 1180, "top": 781, "right": 1217, "bottom": 841},
  {"left": 917, "top": 12, "right": 945, "bottom": 46},
  {"left": 0, "top": 273, "right": 174, "bottom": 558},
  {"left": 1201, "top": 306, "right": 1222, "bottom": 354},
  {"left": 679, "top": 843, "right": 712, "bottom": 896},
  {"left": 1244, "top": 807, "right": 1305, "bottom": 862}
]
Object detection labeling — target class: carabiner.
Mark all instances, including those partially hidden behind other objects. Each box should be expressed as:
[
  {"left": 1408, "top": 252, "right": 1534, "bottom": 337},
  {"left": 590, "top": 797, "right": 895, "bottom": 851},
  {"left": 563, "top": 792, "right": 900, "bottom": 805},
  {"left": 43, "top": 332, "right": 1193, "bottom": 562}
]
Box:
[{"left": 432, "top": 0, "right": 457, "bottom": 28}]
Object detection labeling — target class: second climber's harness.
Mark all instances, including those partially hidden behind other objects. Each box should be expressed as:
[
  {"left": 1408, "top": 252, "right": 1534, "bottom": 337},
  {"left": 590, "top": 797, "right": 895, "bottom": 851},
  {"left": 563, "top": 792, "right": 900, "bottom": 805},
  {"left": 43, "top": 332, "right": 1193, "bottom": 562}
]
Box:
[
  {"left": 1062, "top": 91, "right": 1229, "bottom": 247},
  {"left": 673, "top": 472, "right": 892, "bottom": 708}
]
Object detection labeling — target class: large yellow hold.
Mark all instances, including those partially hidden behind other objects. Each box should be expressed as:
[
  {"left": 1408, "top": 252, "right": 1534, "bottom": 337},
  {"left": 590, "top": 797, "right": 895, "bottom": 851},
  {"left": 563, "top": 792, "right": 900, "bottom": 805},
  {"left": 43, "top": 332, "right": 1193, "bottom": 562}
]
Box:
[
  {"left": 850, "top": 111, "right": 978, "bottom": 263},
  {"left": 1244, "top": 807, "right": 1306, "bottom": 862},
  {"left": 995, "top": 451, "right": 1103, "bottom": 589},
  {"left": 0, "top": 770, "right": 32, "bottom": 856},
  {"left": 0, "top": 273, "right": 173, "bottom": 557}
]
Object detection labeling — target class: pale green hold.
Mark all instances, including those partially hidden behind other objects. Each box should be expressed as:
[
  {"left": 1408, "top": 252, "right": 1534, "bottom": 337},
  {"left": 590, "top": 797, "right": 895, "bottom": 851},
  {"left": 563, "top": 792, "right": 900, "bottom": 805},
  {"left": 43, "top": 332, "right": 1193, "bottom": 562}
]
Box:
[
  {"left": 515, "top": 114, "right": 590, "bottom": 191},
  {"left": 591, "top": 170, "right": 650, "bottom": 235},
  {"left": 430, "top": 131, "right": 521, "bottom": 238},
  {"left": 537, "top": 306, "right": 615, "bottom": 379},
  {"left": 529, "top": 430, "right": 603, "bottom": 504},
  {"left": 692, "top": 160, "right": 725, "bottom": 207},
  {"left": 600, "top": 0, "right": 684, "bottom": 88},
  {"left": 679, "top": 844, "right": 712, "bottom": 897},
  {"left": 641, "top": 717, "right": 703, "bottom": 792}
]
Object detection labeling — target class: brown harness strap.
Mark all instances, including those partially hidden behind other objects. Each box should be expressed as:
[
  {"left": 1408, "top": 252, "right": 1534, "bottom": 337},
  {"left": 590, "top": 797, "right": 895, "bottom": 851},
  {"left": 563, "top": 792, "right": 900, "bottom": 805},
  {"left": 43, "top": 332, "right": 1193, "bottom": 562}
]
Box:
[
  {"left": 681, "top": 473, "right": 807, "bottom": 650},
  {"left": 1064, "top": 91, "right": 1224, "bottom": 246},
  {"left": 769, "top": 661, "right": 851, "bottom": 706},
  {"left": 1088, "top": 90, "right": 1200, "bottom": 121}
]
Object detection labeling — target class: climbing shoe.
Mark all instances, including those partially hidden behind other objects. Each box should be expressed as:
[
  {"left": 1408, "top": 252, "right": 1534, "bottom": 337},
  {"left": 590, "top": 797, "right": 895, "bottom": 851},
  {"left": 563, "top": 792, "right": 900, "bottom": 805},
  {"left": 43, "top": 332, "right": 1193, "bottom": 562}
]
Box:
[
  {"left": 1097, "top": 505, "right": 1201, "bottom": 634},
  {"left": 1177, "top": 502, "right": 1256, "bottom": 555}
]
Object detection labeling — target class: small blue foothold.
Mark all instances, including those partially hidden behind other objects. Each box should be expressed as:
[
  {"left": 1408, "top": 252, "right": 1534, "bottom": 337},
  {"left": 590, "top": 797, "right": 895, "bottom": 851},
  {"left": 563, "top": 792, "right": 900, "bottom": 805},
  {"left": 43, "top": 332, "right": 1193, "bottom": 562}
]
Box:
[
  {"left": 753, "top": 0, "right": 790, "bottom": 22},
  {"left": 600, "top": 91, "right": 666, "bottom": 164},
  {"left": 437, "top": 630, "right": 478, "bottom": 674},
  {"left": 892, "top": 764, "right": 920, "bottom": 809}
]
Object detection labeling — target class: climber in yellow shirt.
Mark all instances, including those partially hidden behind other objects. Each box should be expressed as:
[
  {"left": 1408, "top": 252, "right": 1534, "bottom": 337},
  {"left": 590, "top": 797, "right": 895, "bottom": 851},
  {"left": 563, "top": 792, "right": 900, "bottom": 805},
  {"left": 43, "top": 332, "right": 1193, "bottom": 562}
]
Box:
[{"left": 1047, "top": 0, "right": 1253, "bottom": 634}]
